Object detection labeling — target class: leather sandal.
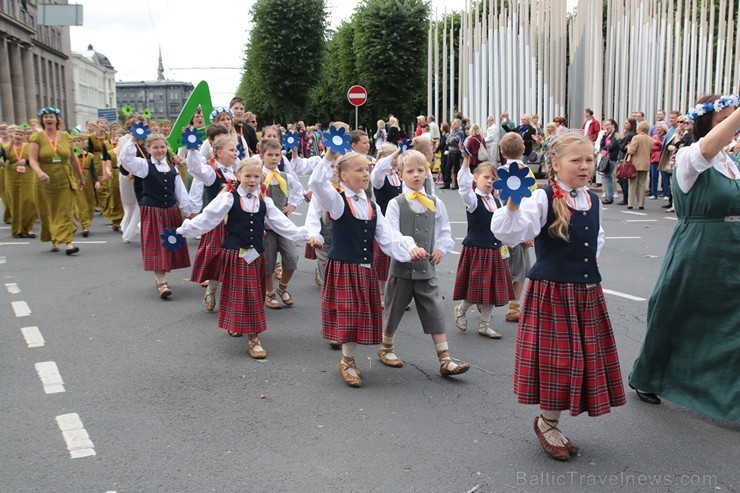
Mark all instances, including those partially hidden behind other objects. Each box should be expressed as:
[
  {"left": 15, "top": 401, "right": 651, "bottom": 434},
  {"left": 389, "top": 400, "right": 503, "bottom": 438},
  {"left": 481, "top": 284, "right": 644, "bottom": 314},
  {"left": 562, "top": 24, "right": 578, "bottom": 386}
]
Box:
[
  {"left": 157, "top": 281, "right": 172, "bottom": 299},
  {"left": 247, "top": 338, "right": 267, "bottom": 359},
  {"left": 228, "top": 331, "right": 243, "bottom": 337},
  {"left": 564, "top": 438, "right": 579, "bottom": 455},
  {"left": 203, "top": 292, "right": 216, "bottom": 311},
  {"left": 264, "top": 291, "right": 282, "bottom": 310},
  {"left": 277, "top": 282, "right": 294, "bottom": 306},
  {"left": 505, "top": 301, "right": 520, "bottom": 322},
  {"left": 478, "top": 326, "right": 502, "bottom": 339},
  {"left": 438, "top": 350, "right": 470, "bottom": 376},
  {"left": 338, "top": 357, "right": 362, "bottom": 387},
  {"left": 314, "top": 268, "right": 321, "bottom": 287},
  {"left": 534, "top": 416, "right": 570, "bottom": 461},
  {"left": 329, "top": 340, "right": 342, "bottom": 350},
  {"left": 377, "top": 344, "right": 404, "bottom": 367},
  {"left": 453, "top": 303, "right": 467, "bottom": 331}
]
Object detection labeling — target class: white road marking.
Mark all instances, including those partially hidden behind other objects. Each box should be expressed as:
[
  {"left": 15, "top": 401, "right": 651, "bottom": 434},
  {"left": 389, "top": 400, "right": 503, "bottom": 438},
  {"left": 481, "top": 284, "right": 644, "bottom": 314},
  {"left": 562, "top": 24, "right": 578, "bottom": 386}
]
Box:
[
  {"left": 5, "top": 282, "right": 20, "bottom": 294},
  {"left": 55, "top": 413, "right": 96, "bottom": 458},
  {"left": 21, "top": 326, "right": 45, "bottom": 347},
  {"left": 290, "top": 212, "right": 303, "bottom": 216},
  {"left": 449, "top": 221, "right": 467, "bottom": 224},
  {"left": 602, "top": 289, "right": 647, "bottom": 301},
  {"left": 451, "top": 250, "right": 461, "bottom": 255},
  {"left": 454, "top": 237, "right": 466, "bottom": 240},
  {"left": 0, "top": 226, "right": 9, "bottom": 229},
  {"left": 620, "top": 210, "right": 648, "bottom": 216},
  {"left": 605, "top": 236, "right": 642, "bottom": 240},
  {"left": 0, "top": 256, "right": 5, "bottom": 264},
  {"left": 664, "top": 216, "right": 678, "bottom": 221},
  {"left": 624, "top": 219, "right": 658, "bottom": 223},
  {"left": 35, "top": 361, "right": 65, "bottom": 393},
  {"left": 0, "top": 242, "right": 30, "bottom": 246},
  {"left": 72, "top": 241, "right": 108, "bottom": 244},
  {"left": 12, "top": 301, "right": 31, "bottom": 317}
]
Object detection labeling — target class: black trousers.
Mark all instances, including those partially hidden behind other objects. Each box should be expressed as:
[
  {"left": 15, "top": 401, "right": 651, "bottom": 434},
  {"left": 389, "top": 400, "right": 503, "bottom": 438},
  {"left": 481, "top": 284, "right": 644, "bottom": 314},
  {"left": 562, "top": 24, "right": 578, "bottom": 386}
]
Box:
[{"left": 444, "top": 151, "right": 462, "bottom": 186}]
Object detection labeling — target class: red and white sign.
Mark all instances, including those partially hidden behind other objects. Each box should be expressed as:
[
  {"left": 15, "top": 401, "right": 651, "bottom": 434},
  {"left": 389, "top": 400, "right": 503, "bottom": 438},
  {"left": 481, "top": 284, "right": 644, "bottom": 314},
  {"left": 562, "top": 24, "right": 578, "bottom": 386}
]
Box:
[{"left": 347, "top": 85, "right": 367, "bottom": 107}]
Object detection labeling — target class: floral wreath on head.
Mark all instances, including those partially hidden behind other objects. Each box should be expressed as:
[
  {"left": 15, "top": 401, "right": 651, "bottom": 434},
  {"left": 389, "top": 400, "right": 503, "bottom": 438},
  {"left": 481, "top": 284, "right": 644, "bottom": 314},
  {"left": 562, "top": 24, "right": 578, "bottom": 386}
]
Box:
[
  {"left": 209, "top": 107, "right": 234, "bottom": 123},
  {"left": 37, "top": 106, "right": 61, "bottom": 117},
  {"left": 686, "top": 94, "right": 740, "bottom": 123}
]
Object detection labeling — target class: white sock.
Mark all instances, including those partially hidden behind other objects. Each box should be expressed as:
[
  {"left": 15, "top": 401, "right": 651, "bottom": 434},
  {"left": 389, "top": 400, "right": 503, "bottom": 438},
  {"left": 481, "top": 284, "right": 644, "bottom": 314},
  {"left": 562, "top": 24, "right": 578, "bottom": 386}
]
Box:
[
  {"left": 154, "top": 271, "right": 166, "bottom": 284},
  {"left": 342, "top": 342, "right": 357, "bottom": 358},
  {"left": 460, "top": 300, "right": 473, "bottom": 314},
  {"left": 435, "top": 342, "right": 458, "bottom": 370},
  {"left": 479, "top": 304, "right": 493, "bottom": 324},
  {"left": 206, "top": 280, "right": 219, "bottom": 295},
  {"left": 382, "top": 334, "right": 395, "bottom": 346},
  {"left": 539, "top": 410, "right": 567, "bottom": 446}
]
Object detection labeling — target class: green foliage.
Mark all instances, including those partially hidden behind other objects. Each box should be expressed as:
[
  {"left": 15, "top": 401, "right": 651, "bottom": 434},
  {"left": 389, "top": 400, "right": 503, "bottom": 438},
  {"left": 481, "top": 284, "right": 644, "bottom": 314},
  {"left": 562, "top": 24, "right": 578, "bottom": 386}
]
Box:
[{"left": 236, "top": 0, "right": 326, "bottom": 123}]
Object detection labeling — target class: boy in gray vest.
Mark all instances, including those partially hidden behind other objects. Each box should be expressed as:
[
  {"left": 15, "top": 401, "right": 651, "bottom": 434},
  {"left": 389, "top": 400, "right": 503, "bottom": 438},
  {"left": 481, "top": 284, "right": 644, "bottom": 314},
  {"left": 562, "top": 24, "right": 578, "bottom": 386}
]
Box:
[{"left": 379, "top": 150, "right": 470, "bottom": 376}]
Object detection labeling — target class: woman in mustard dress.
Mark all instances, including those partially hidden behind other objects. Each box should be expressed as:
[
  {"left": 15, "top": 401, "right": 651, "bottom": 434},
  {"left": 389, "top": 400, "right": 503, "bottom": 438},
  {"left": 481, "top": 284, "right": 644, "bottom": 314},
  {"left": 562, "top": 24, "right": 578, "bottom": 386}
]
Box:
[
  {"left": 102, "top": 131, "right": 124, "bottom": 230},
  {"left": 3, "top": 125, "right": 37, "bottom": 238},
  {"left": 27, "top": 107, "right": 85, "bottom": 255}
]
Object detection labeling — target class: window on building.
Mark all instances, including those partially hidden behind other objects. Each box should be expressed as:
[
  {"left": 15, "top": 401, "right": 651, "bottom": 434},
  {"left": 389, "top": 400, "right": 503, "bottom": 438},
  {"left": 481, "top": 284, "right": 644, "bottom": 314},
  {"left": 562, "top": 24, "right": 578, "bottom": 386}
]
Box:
[{"left": 170, "top": 103, "right": 180, "bottom": 115}]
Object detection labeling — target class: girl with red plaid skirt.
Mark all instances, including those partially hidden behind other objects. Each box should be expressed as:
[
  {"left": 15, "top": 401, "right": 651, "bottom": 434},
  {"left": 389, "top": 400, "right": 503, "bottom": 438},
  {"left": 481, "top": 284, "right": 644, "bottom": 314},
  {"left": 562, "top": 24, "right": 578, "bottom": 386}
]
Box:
[
  {"left": 177, "top": 158, "right": 321, "bottom": 359},
  {"left": 453, "top": 153, "right": 515, "bottom": 339},
  {"left": 118, "top": 132, "right": 196, "bottom": 299},
  {"left": 308, "top": 145, "right": 428, "bottom": 388},
  {"left": 186, "top": 135, "right": 238, "bottom": 313},
  {"left": 492, "top": 131, "right": 626, "bottom": 461}
]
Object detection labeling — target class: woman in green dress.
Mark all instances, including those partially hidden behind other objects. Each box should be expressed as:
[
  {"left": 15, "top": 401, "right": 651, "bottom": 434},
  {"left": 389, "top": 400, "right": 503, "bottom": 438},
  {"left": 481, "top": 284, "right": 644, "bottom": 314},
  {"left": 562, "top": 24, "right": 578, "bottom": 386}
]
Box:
[
  {"left": 27, "top": 107, "right": 85, "bottom": 255},
  {"left": 3, "top": 125, "right": 37, "bottom": 238},
  {"left": 630, "top": 94, "right": 740, "bottom": 421}
]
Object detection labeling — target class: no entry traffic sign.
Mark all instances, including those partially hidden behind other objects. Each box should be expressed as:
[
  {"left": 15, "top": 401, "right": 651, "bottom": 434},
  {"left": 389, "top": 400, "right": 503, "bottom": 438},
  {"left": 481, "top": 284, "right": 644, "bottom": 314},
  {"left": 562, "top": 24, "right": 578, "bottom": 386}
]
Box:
[{"left": 347, "top": 85, "right": 367, "bottom": 107}]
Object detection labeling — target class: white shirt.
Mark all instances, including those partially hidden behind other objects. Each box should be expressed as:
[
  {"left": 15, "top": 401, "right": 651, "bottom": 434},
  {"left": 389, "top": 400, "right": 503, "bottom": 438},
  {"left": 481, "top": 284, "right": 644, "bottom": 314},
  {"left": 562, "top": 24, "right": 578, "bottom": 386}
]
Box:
[
  {"left": 428, "top": 121, "right": 441, "bottom": 140},
  {"left": 675, "top": 138, "right": 740, "bottom": 193},
  {"left": 491, "top": 183, "right": 605, "bottom": 258},
  {"left": 308, "top": 158, "right": 418, "bottom": 262},
  {"left": 485, "top": 123, "right": 500, "bottom": 145},
  {"left": 385, "top": 184, "right": 455, "bottom": 255},
  {"left": 177, "top": 184, "right": 317, "bottom": 243},
  {"left": 370, "top": 155, "right": 400, "bottom": 189},
  {"left": 287, "top": 154, "right": 323, "bottom": 176},
  {"left": 186, "top": 150, "right": 236, "bottom": 187},
  {"left": 117, "top": 134, "right": 195, "bottom": 216},
  {"left": 457, "top": 166, "right": 499, "bottom": 213},
  {"left": 262, "top": 165, "right": 305, "bottom": 207}
]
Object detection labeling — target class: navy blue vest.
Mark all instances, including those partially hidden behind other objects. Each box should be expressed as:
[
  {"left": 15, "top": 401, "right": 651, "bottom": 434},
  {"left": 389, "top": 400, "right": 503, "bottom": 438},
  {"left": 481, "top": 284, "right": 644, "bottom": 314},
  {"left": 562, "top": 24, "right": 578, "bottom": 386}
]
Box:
[
  {"left": 328, "top": 193, "right": 377, "bottom": 264},
  {"left": 140, "top": 159, "right": 178, "bottom": 208},
  {"left": 373, "top": 174, "right": 402, "bottom": 214},
  {"left": 463, "top": 195, "right": 502, "bottom": 249},
  {"left": 222, "top": 190, "right": 266, "bottom": 253},
  {"left": 205, "top": 169, "right": 231, "bottom": 203},
  {"left": 528, "top": 186, "right": 601, "bottom": 284}
]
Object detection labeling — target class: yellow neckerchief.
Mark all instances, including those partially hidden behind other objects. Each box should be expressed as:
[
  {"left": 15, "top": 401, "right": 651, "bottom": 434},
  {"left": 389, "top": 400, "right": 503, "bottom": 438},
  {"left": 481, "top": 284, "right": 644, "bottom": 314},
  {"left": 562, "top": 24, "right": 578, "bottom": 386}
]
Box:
[
  {"left": 406, "top": 189, "right": 436, "bottom": 212},
  {"left": 263, "top": 168, "right": 288, "bottom": 196}
]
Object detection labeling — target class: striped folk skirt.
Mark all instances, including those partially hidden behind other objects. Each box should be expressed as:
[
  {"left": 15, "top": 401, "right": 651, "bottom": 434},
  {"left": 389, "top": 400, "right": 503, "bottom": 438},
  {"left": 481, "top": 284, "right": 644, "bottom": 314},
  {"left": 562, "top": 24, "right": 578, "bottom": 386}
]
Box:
[
  {"left": 140, "top": 205, "right": 190, "bottom": 272},
  {"left": 514, "top": 279, "right": 626, "bottom": 416},
  {"left": 321, "top": 259, "right": 382, "bottom": 345},
  {"left": 453, "top": 245, "right": 514, "bottom": 306},
  {"left": 373, "top": 240, "right": 390, "bottom": 282},
  {"left": 190, "top": 221, "right": 226, "bottom": 283},
  {"left": 217, "top": 248, "right": 266, "bottom": 335}
]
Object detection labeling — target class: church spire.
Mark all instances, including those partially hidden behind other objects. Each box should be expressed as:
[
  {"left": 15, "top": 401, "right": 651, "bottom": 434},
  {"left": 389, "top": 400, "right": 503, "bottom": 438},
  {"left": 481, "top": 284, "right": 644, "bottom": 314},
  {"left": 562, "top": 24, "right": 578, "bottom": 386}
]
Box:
[{"left": 157, "top": 47, "right": 164, "bottom": 81}]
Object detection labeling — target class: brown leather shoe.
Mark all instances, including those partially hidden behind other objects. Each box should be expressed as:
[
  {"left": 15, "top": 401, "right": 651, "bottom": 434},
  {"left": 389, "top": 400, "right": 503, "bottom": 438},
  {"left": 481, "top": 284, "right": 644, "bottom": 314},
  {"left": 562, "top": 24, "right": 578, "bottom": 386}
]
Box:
[
  {"left": 505, "top": 301, "right": 520, "bottom": 322},
  {"left": 329, "top": 340, "right": 342, "bottom": 350},
  {"left": 533, "top": 416, "right": 570, "bottom": 461},
  {"left": 247, "top": 337, "right": 267, "bottom": 359},
  {"left": 564, "top": 438, "right": 579, "bottom": 455},
  {"left": 157, "top": 282, "right": 172, "bottom": 299},
  {"left": 338, "top": 357, "right": 362, "bottom": 387},
  {"left": 203, "top": 291, "right": 216, "bottom": 311},
  {"left": 437, "top": 350, "right": 470, "bottom": 376},
  {"left": 264, "top": 291, "right": 282, "bottom": 310},
  {"left": 378, "top": 344, "right": 404, "bottom": 367},
  {"left": 277, "top": 282, "right": 294, "bottom": 306}
]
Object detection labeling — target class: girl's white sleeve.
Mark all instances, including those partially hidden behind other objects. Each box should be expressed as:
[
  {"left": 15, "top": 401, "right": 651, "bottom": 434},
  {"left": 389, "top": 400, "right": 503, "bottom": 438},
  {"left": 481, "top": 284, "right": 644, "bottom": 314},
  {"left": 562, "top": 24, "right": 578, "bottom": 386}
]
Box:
[
  {"left": 177, "top": 192, "right": 233, "bottom": 237},
  {"left": 491, "top": 189, "right": 547, "bottom": 245}
]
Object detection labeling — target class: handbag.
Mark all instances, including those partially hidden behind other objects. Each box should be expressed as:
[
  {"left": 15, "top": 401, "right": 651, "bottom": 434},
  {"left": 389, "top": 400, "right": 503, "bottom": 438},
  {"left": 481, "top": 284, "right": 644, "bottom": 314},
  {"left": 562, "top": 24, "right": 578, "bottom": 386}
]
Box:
[
  {"left": 597, "top": 154, "right": 611, "bottom": 174},
  {"left": 615, "top": 156, "right": 637, "bottom": 180},
  {"left": 477, "top": 139, "right": 491, "bottom": 162}
]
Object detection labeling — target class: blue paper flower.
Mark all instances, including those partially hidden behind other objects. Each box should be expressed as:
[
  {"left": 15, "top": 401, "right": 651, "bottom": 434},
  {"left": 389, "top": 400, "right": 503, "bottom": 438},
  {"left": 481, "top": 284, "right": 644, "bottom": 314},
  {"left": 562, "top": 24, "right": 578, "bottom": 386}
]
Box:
[
  {"left": 398, "top": 139, "right": 413, "bottom": 154},
  {"left": 181, "top": 127, "right": 204, "bottom": 150},
  {"left": 131, "top": 121, "right": 151, "bottom": 141},
  {"left": 283, "top": 131, "right": 301, "bottom": 150},
  {"left": 237, "top": 143, "right": 246, "bottom": 160},
  {"left": 493, "top": 162, "right": 536, "bottom": 205},
  {"left": 323, "top": 126, "right": 352, "bottom": 155},
  {"left": 160, "top": 228, "right": 185, "bottom": 253}
]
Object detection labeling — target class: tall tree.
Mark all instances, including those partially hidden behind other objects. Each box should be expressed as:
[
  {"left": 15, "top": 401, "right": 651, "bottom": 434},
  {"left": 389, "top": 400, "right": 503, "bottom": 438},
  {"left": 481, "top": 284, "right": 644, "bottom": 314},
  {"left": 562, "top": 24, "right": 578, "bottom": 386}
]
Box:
[{"left": 236, "top": 0, "right": 326, "bottom": 123}]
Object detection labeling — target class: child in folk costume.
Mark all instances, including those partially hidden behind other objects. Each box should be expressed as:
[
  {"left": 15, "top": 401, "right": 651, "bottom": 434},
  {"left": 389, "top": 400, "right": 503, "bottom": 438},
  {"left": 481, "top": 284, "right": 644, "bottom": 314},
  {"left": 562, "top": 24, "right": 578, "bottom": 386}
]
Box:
[
  {"left": 101, "top": 131, "right": 125, "bottom": 232},
  {"left": 491, "top": 131, "right": 625, "bottom": 461},
  {"left": 118, "top": 131, "right": 196, "bottom": 299},
  {"left": 3, "top": 125, "right": 37, "bottom": 238},
  {"left": 186, "top": 135, "right": 238, "bottom": 314},
  {"left": 453, "top": 151, "right": 515, "bottom": 339},
  {"left": 259, "top": 138, "right": 305, "bottom": 309},
  {"left": 497, "top": 132, "right": 537, "bottom": 323},
  {"left": 351, "top": 130, "right": 375, "bottom": 200},
  {"left": 308, "top": 142, "right": 428, "bottom": 388},
  {"left": 378, "top": 150, "right": 470, "bottom": 376},
  {"left": 177, "top": 158, "right": 321, "bottom": 358},
  {"left": 369, "top": 143, "right": 401, "bottom": 306},
  {"left": 188, "top": 124, "right": 230, "bottom": 214},
  {"left": 71, "top": 133, "right": 98, "bottom": 236}
]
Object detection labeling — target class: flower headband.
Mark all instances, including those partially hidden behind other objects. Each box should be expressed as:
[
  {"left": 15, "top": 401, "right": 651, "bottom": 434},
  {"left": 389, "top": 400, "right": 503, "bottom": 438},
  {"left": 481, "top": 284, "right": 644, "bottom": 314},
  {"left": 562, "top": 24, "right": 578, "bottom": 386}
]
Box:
[
  {"left": 209, "top": 107, "right": 234, "bottom": 123},
  {"left": 37, "top": 106, "right": 61, "bottom": 116},
  {"left": 686, "top": 94, "right": 740, "bottom": 123}
]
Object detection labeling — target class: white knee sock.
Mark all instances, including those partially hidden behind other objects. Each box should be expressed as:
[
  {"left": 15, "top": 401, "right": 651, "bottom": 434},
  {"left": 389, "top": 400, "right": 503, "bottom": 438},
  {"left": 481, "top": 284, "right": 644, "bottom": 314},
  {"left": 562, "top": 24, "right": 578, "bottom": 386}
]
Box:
[
  {"left": 342, "top": 342, "right": 357, "bottom": 358},
  {"left": 479, "top": 304, "right": 493, "bottom": 326},
  {"left": 381, "top": 334, "right": 399, "bottom": 361},
  {"left": 460, "top": 300, "right": 473, "bottom": 314},
  {"left": 154, "top": 271, "right": 166, "bottom": 284},
  {"left": 206, "top": 280, "right": 219, "bottom": 295},
  {"left": 539, "top": 410, "right": 567, "bottom": 446}
]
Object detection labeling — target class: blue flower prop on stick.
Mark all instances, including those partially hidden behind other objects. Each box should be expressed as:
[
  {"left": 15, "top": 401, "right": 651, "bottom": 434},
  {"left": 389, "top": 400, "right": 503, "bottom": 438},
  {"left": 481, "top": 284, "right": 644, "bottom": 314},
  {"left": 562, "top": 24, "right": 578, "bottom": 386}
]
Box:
[
  {"left": 398, "top": 139, "right": 413, "bottom": 154},
  {"left": 323, "top": 126, "right": 352, "bottom": 155},
  {"left": 131, "top": 121, "right": 151, "bottom": 141},
  {"left": 160, "top": 228, "right": 186, "bottom": 253},
  {"left": 283, "top": 131, "right": 301, "bottom": 150},
  {"left": 237, "top": 143, "right": 246, "bottom": 160},
  {"left": 181, "top": 127, "right": 204, "bottom": 150},
  {"left": 493, "top": 162, "right": 536, "bottom": 205}
]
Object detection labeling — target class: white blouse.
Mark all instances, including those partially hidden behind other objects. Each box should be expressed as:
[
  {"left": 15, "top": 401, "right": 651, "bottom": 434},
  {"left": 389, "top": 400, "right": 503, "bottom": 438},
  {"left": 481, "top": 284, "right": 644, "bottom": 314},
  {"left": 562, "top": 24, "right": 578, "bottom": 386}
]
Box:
[
  {"left": 675, "top": 138, "right": 740, "bottom": 193},
  {"left": 384, "top": 184, "right": 455, "bottom": 254},
  {"left": 457, "top": 166, "right": 499, "bottom": 213}
]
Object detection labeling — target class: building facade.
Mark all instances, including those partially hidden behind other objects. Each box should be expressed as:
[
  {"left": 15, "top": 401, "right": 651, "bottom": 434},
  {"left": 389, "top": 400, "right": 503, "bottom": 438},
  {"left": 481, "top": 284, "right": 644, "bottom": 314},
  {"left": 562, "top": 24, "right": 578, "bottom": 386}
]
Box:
[
  {"left": 71, "top": 44, "right": 116, "bottom": 128},
  {"left": 116, "top": 79, "right": 194, "bottom": 123},
  {"left": 0, "top": 0, "right": 74, "bottom": 124}
]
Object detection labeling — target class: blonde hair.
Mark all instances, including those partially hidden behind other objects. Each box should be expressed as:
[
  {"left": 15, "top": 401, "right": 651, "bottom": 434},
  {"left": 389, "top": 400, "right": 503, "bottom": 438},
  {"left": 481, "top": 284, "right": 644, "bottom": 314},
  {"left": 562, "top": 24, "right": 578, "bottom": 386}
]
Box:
[
  {"left": 520, "top": 113, "right": 532, "bottom": 124},
  {"left": 225, "top": 157, "right": 264, "bottom": 196},
  {"left": 146, "top": 133, "right": 167, "bottom": 146},
  {"left": 499, "top": 132, "right": 525, "bottom": 158},
  {"left": 212, "top": 135, "right": 235, "bottom": 164},
  {"left": 469, "top": 124, "right": 482, "bottom": 136},
  {"left": 376, "top": 143, "right": 398, "bottom": 160},
  {"left": 376, "top": 119, "right": 386, "bottom": 129},
  {"left": 397, "top": 149, "right": 426, "bottom": 174},
  {"left": 411, "top": 136, "right": 433, "bottom": 156},
  {"left": 331, "top": 151, "right": 366, "bottom": 185},
  {"left": 546, "top": 131, "right": 593, "bottom": 241},
  {"left": 473, "top": 162, "right": 497, "bottom": 179},
  {"left": 637, "top": 121, "right": 650, "bottom": 133}
]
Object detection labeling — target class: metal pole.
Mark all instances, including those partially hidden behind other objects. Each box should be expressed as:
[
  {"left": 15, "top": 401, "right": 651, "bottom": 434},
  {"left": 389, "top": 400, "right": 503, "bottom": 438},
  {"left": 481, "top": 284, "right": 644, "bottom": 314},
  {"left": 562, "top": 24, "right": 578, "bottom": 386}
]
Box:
[{"left": 355, "top": 106, "right": 358, "bottom": 130}]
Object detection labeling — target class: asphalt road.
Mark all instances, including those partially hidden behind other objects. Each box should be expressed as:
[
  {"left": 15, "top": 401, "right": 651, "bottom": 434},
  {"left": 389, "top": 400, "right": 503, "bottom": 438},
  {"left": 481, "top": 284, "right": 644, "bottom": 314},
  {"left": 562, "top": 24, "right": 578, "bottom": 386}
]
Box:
[{"left": 1, "top": 183, "right": 738, "bottom": 493}]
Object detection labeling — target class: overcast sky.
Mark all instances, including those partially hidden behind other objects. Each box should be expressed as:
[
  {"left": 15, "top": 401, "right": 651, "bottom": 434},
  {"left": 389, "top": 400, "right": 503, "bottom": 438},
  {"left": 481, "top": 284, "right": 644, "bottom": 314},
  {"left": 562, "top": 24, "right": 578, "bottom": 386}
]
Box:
[{"left": 70, "top": 0, "right": 573, "bottom": 108}]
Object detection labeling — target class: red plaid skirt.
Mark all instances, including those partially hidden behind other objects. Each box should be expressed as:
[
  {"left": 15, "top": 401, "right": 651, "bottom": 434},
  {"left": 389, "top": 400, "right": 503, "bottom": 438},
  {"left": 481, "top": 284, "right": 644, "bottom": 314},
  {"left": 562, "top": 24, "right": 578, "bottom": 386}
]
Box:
[
  {"left": 217, "top": 248, "right": 266, "bottom": 335},
  {"left": 190, "top": 221, "right": 226, "bottom": 283},
  {"left": 304, "top": 243, "right": 317, "bottom": 260},
  {"left": 514, "top": 279, "right": 626, "bottom": 416},
  {"left": 140, "top": 205, "right": 190, "bottom": 272},
  {"left": 321, "top": 259, "right": 382, "bottom": 345},
  {"left": 453, "top": 245, "right": 514, "bottom": 305},
  {"left": 373, "top": 241, "right": 390, "bottom": 281}
]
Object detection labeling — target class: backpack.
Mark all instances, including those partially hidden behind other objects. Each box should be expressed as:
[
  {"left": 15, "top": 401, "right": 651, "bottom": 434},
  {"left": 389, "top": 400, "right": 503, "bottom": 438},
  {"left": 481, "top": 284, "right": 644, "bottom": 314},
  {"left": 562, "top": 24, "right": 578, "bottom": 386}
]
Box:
[{"left": 476, "top": 137, "right": 490, "bottom": 162}]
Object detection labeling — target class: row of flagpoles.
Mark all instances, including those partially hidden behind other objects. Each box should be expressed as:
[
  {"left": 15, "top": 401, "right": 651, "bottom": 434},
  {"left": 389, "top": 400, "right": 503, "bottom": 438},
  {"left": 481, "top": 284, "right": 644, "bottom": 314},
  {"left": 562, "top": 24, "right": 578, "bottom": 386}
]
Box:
[{"left": 428, "top": 0, "right": 740, "bottom": 128}]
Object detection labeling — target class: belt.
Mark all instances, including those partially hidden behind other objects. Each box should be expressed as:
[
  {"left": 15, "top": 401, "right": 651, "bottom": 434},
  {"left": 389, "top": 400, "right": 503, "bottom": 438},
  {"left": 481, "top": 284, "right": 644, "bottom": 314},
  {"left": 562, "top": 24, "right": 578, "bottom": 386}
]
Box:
[{"left": 680, "top": 215, "right": 740, "bottom": 223}]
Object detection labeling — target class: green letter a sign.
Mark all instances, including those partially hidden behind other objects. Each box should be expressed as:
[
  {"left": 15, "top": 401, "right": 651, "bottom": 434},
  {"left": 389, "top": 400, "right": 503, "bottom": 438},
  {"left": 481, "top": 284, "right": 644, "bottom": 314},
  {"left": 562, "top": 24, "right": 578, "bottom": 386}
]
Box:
[{"left": 166, "top": 80, "right": 214, "bottom": 151}]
